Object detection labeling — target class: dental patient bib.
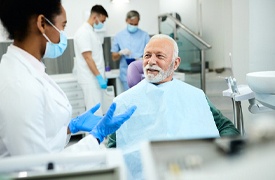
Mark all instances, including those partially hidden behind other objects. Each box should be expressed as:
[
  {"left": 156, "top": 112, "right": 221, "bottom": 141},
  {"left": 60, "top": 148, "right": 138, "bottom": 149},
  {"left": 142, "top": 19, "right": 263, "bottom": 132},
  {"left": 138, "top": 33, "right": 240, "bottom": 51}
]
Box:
[{"left": 114, "top": 79, "right": 219, "bottom": 179}]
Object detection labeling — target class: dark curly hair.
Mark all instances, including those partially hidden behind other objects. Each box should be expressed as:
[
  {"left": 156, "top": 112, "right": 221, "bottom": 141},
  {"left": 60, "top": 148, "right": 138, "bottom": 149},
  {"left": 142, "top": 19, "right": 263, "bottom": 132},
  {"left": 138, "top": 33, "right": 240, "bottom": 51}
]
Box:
[{"left": 0, "top": 0, "right": 62, "bottom": 41}]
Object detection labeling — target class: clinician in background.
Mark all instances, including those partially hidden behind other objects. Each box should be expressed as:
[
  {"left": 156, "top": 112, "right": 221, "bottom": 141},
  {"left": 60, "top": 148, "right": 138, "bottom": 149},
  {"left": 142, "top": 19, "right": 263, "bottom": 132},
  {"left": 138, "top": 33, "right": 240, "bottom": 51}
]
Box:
[
  {"left": 0, "top": 0, "right": 136, "bottom": 158},
  {"left": 74, "top": 5, "right": 108, "bottom": 116},
  {"left": 111, "top": 10, "right": 150, "bottom": 91}
]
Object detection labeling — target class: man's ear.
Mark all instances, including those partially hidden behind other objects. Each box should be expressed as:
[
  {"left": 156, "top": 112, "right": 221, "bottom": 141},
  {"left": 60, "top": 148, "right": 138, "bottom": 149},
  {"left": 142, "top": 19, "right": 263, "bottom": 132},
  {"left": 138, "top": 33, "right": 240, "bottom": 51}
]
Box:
[
  {"left": 92, "top": 14, "right": 97, "bottom": 20},
  {"left": 174, "top": 57, "right": 181, "bottom": 70},
  {"left": 36, "top": 15, "right": 47, "bottom": 34}
]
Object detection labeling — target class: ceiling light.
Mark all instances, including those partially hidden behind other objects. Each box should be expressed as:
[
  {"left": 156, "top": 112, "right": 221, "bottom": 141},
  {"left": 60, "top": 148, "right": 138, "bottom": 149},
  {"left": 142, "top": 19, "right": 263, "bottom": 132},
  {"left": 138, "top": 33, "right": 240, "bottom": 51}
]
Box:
[{"left": 111, "top": 0, "right": 130, "bottom": 3}]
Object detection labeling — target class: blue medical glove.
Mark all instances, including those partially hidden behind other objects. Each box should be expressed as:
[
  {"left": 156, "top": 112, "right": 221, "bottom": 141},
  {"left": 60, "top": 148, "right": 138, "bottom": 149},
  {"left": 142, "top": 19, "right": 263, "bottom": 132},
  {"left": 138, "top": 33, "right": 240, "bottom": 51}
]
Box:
[
  {"left": 90, "top": 103, "right": 137, "bottom": 143},
  {"left": 96, "top": 75, "right": 107, "bottom": 89},
  {"left": 69, "top": 103, "right": 103, "bottom": 134}
]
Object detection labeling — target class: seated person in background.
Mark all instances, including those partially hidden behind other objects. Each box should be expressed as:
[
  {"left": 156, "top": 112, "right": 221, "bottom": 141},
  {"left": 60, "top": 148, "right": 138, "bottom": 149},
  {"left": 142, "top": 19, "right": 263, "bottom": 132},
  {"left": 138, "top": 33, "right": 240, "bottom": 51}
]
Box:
[{"left": 107, "top": 34, "right": 240, "bottom": 179}]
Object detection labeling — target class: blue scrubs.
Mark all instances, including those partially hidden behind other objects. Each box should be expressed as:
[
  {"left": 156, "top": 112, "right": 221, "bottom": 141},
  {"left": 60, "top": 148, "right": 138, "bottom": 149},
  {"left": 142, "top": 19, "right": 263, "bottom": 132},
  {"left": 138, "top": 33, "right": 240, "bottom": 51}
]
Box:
[{"left": 111, "top": 28, "right": 150, "bottom": 91}]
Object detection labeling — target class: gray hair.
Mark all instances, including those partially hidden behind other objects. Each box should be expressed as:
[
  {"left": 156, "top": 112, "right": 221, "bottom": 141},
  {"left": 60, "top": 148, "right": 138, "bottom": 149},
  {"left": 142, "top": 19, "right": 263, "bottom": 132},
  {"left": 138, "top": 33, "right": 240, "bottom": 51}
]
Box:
[
  {"left": 126, "top": 10, "right": 140, "bottom": 20},
  {"left": 150, "top": 34, "right": 179, "bottom": 61}
]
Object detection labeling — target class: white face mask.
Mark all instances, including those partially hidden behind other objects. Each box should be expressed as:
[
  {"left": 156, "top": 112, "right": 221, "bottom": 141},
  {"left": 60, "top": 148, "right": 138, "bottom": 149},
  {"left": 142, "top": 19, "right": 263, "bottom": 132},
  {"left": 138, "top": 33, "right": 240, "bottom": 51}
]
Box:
[
  {"left": 94, "top": 17, "right": 104, "bottom": 30},
  {"left": 127, "top": 24, "right": 138, "bottom": 33},
  {"left": 42, "top": 18, "right": 68, "bottom": 59}
]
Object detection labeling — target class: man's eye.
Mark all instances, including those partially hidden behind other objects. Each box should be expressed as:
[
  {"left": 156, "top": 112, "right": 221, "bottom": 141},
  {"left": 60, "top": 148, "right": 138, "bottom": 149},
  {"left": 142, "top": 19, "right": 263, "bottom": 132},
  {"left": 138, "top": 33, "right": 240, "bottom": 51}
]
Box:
[
  {"left": 144, "top": 54, "right": 150, "bottom": 58},
  {"left": 157, "top": 55, "right": 165, "bottom": 59}
]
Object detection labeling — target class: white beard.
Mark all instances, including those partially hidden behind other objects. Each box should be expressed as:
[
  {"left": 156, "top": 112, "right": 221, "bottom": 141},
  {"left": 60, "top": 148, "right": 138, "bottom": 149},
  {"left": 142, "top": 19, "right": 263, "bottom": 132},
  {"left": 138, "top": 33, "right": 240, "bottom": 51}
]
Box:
[{"left": 144, "top": 62, "right": 174, "bottom": 83}]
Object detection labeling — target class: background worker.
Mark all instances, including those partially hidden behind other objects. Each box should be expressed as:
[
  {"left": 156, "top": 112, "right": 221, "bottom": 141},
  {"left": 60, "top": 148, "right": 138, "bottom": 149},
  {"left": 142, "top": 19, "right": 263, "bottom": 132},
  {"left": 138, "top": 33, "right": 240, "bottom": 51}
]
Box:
[
  {"left": 111, "top": 10, "right": 150, "bottom": 91},
  {"left": 0, "top": 0, "right": 136, "bottom": 158},
  {"left": 74, "top": 5, "right": 108, "bottom": 115}
]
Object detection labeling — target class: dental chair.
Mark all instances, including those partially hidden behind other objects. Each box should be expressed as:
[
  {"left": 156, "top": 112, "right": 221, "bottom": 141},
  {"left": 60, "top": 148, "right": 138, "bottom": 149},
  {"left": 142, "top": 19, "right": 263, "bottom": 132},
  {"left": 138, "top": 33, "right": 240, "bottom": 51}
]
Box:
[{"left": 127, "top": 60, "right": 144, "bottom": 88}]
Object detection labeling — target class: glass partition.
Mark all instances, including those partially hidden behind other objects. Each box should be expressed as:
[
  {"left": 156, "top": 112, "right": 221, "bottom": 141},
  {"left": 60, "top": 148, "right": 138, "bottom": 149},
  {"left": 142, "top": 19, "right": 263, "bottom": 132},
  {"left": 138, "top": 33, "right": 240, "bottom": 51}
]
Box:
[{"left": 158, "top": 14, "right": 211, "bottom": 90}]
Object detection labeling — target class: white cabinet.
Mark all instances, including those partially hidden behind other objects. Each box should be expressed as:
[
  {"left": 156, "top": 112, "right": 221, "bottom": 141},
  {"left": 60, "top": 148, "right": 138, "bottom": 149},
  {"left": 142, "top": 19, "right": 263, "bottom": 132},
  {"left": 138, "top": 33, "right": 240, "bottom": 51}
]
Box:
[
  {"left": 105, "top": 69, "right": 123, "bottom": 96},
  {"left": 49, "top": 73, "right": 85, "bottom": 118}
]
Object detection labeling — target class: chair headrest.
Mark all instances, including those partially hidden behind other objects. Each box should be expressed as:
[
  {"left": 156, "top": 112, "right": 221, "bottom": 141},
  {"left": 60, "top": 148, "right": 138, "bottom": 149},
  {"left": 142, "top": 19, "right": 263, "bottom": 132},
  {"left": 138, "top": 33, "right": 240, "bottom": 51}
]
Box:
[{"left": 127, "top": 60, "right": 144, "bottom": 88}]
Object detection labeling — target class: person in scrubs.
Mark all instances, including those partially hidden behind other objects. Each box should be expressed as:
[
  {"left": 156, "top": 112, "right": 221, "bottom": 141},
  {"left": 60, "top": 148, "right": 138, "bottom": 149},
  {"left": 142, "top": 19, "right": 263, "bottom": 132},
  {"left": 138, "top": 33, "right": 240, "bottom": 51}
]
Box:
[
  {"left": 0, "top": 0, "right": 136, "bottom": 158},
  {"left": 111, "top": 10, "right": 150, "bottom": 91},
  {"left": 74, "top": 5, "right": 108, "bottom": 116}
]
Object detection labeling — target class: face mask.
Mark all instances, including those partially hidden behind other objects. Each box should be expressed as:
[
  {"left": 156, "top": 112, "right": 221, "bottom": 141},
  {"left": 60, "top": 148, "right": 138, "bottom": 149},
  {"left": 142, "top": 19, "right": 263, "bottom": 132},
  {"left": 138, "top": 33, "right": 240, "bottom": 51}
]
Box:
[
  {"left": 42, "top": 18, "right": 68, "bottom": 59},
  {"left": 127, "top": 24, "right": 138, "bottom": 33},
  {"left": 94, "top": 18, "right": 104, "bottom": 30}
]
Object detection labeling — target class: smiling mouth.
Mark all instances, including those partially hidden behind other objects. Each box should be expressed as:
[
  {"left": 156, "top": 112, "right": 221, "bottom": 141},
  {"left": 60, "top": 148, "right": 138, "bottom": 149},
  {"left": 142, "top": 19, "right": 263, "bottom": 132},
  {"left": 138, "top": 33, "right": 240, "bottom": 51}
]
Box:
[{"left": 147, "top": 69, "right": 159, "bottom": 74}]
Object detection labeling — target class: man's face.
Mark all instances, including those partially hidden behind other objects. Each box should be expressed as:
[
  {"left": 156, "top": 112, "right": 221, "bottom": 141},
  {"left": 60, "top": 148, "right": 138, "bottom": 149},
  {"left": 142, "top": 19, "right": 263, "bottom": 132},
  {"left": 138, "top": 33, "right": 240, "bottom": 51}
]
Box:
[
  {"left": 143, "top": 38, "right": 180, "bottom": 84},
  {"left": 45, "top": 5, "right": 67, "bottom": 44},
  {"left": 97, "top": 14, "right": 107, "bottom": 24}
]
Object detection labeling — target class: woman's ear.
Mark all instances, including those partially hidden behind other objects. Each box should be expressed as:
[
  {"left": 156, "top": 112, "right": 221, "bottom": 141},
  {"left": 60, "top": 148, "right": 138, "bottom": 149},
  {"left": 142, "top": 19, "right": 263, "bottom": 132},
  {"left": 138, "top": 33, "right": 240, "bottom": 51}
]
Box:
[{"left": 36, "top": 15, "right": 47, "bottom": 34}]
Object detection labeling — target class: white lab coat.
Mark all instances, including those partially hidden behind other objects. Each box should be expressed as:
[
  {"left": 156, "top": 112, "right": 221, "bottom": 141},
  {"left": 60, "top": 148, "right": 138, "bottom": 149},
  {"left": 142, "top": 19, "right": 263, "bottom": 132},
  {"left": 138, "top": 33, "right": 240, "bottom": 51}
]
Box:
[
  {"left": 74, "top": 22, "right": 105, "bottom": 115},
  {"left": 0, "top": 45, "right": 100, "bottom": 158}
]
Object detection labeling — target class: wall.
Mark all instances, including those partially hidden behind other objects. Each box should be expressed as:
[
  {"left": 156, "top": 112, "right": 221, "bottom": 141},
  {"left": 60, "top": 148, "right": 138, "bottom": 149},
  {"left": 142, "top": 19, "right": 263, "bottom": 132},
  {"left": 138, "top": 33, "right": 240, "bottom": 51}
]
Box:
[
  {"left": 62, "top": 0, "right": 159, "bottom": 38},
  {"left": 249, "top": 0, "right": 275, "bottom": 72},
  {"left": 159, "top": 0, "right": 232, "bottom": 70},
  {"left": 159, "top": 0, "right": 198, "bottom": 32},
  {"left": 231, "top": 0, "right": 249, "bottom": 84},
  {"left": 201, "top": 0, "right": 232, "bottom": 69}
]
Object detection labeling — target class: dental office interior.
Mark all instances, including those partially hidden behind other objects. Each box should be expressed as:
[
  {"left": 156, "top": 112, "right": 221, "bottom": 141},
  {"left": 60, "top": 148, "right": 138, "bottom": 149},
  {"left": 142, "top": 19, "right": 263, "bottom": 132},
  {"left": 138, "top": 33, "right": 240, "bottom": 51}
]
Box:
[{"left": 0, "top": 0, "right": 275, "bottom": 179}]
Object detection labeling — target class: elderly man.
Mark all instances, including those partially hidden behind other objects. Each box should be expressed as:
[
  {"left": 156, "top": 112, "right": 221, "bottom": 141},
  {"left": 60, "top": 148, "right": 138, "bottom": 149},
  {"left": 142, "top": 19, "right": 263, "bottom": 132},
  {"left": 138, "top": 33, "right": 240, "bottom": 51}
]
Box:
[{"left": 108, "top": 34, "right": 239, "bottom": 179}]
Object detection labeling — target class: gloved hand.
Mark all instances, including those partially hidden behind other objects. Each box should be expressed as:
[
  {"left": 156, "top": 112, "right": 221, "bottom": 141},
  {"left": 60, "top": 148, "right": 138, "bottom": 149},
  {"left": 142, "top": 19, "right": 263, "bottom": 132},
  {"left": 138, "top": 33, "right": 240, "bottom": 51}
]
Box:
[
  {"left": 90, "top": 103, "right": 137, "bottom": 143},
  {"left": 96, "top": 75, "right": 107, "bottom": 89},
  {"left": 118, "top": 48, "right": 131, "bottom": 56},
  {"left": 69, "top": 103, "right": 103, "bottom": 134}
]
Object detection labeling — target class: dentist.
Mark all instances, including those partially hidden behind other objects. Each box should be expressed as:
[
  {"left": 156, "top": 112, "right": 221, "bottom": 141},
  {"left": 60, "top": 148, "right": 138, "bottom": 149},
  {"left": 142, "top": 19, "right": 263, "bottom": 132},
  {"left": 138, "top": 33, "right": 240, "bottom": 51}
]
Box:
[
  {"left": 0, "top": 0, "right": 136, "bottom": 158},
  {"left": 111, "top": 10, "right": 150, "bottom": 91}
]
